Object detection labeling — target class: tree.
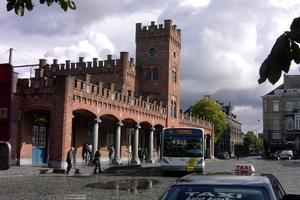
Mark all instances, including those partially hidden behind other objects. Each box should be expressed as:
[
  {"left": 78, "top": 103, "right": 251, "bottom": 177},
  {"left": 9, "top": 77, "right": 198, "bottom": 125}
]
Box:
[
  {"left": 246, "top": 131, "right": 263, "bottom": 149},
  {"left": 190, "top": 96, "right": 227, "bottom": 140},
  {"left": 258, "top": 17, "right": 300, "bottom": 85},
  {"left": 6, "top": 0, "right": 76, "bottom": 16}
]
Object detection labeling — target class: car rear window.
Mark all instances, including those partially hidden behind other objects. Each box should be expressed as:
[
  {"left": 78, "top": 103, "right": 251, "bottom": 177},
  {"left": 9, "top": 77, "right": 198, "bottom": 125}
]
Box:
[{"left": 161, "top": 185, "right": 268, "bottom": 200}]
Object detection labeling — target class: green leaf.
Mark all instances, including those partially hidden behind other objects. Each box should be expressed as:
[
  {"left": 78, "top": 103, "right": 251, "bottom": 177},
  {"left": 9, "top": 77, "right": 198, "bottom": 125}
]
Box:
[
  {"left": 6, "top": 1, "right": 16, "bottom": 11},
  {"left": 258, "top": 58, "right": 271, "bottom": 84},
  {"left": 290, "top": 17, "right": 300, "bottom": 32},
  {"left": 40, "top": 0, "right": 46, "bottom": 4},
  {"left": 291, "top": 41, "right": 300, "bottom": 64},
  {"left": 268, "top": 64, "right": 282, "bottom": 85},
  {"left": 60, "top": 0, "right": 68, "bottom": 11},
  {"left": 15, "top": 1, "right": 25, "bottom": 16},
  {"left": 46, "top": 0, "right": 54, "bottom": 6},
  {"left": 272, "top": 34, "right": 289, "bottom": 56},
  {"left": 25, "top": 0, "right": 34, "bottom": 11},
  {"left": 278, "top": 55, "right": 291, "bottom": 73},
  {"left": 285, "top": 31, "right": 300, "bottom": 43},
  {"left": 68, "top": 0, "right": 76, "bottom": 10}
]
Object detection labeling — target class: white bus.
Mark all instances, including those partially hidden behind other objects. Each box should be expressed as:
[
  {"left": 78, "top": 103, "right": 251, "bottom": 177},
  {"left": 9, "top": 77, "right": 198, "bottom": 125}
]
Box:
[{"left": 161, "top": 127, "right": 205, "bottom": 173}]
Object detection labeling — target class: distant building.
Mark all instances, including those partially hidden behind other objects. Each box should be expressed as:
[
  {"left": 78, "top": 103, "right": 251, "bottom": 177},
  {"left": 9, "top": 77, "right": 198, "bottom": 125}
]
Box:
[
  {"left": 261, "top": 74, "right": 300, "bottom": 154},
  {"left": 217, "top": 102, "right": 244, "bottom": 157}
]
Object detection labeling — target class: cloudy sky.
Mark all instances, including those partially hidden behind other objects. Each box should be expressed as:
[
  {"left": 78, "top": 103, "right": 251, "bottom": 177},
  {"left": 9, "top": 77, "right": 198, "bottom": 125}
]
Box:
[{"left": 1, "top": 0, "right": 300, "bottom": 134}]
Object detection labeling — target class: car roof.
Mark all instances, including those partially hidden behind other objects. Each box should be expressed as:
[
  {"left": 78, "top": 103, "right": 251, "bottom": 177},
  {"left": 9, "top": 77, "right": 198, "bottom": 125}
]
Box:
[{"left": 172, "top": 173, "right": 273, "bottom": 188}]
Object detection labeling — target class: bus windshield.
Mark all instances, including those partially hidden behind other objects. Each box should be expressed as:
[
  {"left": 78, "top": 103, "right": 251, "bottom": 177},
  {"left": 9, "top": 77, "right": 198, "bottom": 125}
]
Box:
[{"left": 163, "top": 135, "right": 203, "bottom": 157}]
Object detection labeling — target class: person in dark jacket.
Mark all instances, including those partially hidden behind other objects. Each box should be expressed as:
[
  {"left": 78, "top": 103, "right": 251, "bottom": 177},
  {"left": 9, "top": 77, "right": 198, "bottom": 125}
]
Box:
[
  {"left": 94, "top": 146, "right": 102, "bottom": 174},
  {"left": 66, "top": 147, "right": 75, "bottom": 175}
]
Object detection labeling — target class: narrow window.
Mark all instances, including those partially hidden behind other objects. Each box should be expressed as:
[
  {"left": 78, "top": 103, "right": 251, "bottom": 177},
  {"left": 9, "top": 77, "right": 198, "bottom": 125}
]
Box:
[
  {"left": 295, "top": 115, "right": 300, "bottom": 130},
  {"left": 286, "top": 102, "right": 293, "bottom": 111},
  {"left": 273, "top": 117, "right": 280, "bottom": 130},
  {"left": 146, "top": 69, "right": 151, "bottom": 80},
  {"left": 287, "top": 117, "right": 293, "bottom": 130},
  {"left": 273, "top": 101, "right": 279, "bottom": 112},
  {"left": 153, "top": 68, "right": 158, "bottom": 80},
  {"left": 172, "top": 71, "right": 177, "bottom": 83},
  {"left": 263, "top": 101, "right": 267, "bottom": 112}
]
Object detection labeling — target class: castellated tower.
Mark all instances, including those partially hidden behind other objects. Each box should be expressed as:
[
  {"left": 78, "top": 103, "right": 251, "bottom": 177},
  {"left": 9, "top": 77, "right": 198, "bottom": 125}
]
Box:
[{"left": 135, "top": 19, "right": 181, "bottom": 125}]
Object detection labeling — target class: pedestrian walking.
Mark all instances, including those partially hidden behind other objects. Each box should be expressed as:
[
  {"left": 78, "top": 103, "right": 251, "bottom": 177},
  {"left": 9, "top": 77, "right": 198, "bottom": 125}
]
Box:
[
  {"left": 66, "top": 147, "right": 75, "bottom": 175},
  {"left": 138, "top": 147, "right": 143, "bottom": 161},
  {"left": 138, "top": 146, "right": 147, "bottom": 162},
  {"left": 108, "top": 145, "right": 115, "bottom": 164},
  {"left": 236, "top": 152, "right": 240, "bottom": 160},
  {"left": 87, "top": 142, "right": 92, "bottom": 157},
  {"left": 83, "top": 142, "right": 90, "bottom": 164},
  {"left": 94, "top": 146, "right": 102, "bottom": 174}
]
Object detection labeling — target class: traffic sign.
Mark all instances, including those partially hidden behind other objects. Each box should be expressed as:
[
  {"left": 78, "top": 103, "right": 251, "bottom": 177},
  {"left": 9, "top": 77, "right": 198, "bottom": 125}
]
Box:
[{"left": 0, "top": 64, "right": 13, "bottom": 141}]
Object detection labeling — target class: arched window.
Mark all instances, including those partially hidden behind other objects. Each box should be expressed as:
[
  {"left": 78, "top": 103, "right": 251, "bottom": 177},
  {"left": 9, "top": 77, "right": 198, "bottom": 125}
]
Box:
[
  {"left": 172, "top": 71, "right": 177, "bottom": 83},
  {"left": 171, "top": 101, "right": 177, "bottom": 119},
  {"left": 146, "top": 69, "right": 151, "bottom": 80},
  {"left": 145, "top": 68, "right": 158, "bottom": 81},
  {"left": 153, "top": 68, "right": 158, "bottom": 80}
]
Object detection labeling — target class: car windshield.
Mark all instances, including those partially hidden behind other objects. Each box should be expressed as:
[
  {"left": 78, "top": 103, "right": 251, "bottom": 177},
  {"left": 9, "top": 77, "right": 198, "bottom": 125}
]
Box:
[
  {"left": 163, "top": 137, "right": 203, "bottom": 157},
  {"left": 161, "top": 185, "right": 268, "bottom": 200},
  {"left": 275, "top": 151, "right": 282, "bottom": 154}
]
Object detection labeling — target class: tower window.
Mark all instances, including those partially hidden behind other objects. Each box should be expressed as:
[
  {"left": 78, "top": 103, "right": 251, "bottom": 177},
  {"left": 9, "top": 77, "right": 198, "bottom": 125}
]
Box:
[
  {"left": 172, "top": 71, "right": 177, "bottom": 83},
  {"left": 173, "top": 51, "right": 176, "bottom": 59},
  {"left": 146, "top": 69, "right": 151, "bottom": 80},
  {"left": 148, "top": 47, "right": 157, "bottom": 57},
  {"left": 146, "top": 68, "right": 158, "bottom": 81},
  {"left": 171, "top": 101, "right": 177, "bottom": 119},
  {"left": 153, "top": 68, "right": 158, "bottom": 80}
]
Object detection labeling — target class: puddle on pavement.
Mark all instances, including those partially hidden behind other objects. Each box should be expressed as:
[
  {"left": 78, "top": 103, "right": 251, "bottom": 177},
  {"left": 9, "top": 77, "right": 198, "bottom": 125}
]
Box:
[{"left": 86, "top": 179, "right": 159, "bottom": 192}]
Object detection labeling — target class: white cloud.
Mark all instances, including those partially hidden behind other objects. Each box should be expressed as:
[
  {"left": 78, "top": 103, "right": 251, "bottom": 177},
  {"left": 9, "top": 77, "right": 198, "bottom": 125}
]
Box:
[
  {"left": 44, "top": 32, "right": 115, "bottom": 63},
  {"left": 2, "top": 0, "right": 300, "bottom": 134},
  {"left": 180, "top": 0, "right": 211, "bottom": 8}
]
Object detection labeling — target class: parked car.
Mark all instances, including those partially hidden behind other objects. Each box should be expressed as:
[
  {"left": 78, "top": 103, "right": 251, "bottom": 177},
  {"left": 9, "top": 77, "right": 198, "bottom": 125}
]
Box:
[
  {"left": 216, "top": 151, "right": 230, "bottom": 159},
  {"left": 269, "top": 150, "right": 293, "bottom": 160},
  {"left": 158, "top": 164, "right": 300, "bottom": 200}
]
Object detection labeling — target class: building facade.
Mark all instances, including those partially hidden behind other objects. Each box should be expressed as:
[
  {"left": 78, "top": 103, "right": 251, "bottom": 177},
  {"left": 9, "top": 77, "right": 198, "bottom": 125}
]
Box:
[
  {"left": 262, "top": 74, "right": 300, "bottom": 154},
  {"left": 10, "top": 20, "right": 214, "bottom": 169},
  {"left": 217, "top": 102, "right": 244, "bottom": 157}
]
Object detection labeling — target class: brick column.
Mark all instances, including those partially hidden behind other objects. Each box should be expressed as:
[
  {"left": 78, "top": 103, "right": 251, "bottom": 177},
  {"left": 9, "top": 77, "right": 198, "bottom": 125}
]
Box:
[
  {"left": 130, "top": 125, "right": 141, "bottom": 164},
  {"left": 91, "top": 119, "right": 101, "bottom": 159},
  {"left": 112, "top": 122, "right": 123, "bottom": 165},
  {"left": 147, "top": 128, "right": 155, "bottom": 163}
]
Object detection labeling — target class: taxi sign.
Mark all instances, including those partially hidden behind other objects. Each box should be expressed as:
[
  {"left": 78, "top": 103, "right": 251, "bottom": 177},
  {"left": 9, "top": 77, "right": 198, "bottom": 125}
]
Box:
[{"left": 235, "top": 164, "right": 255, "bottom": 173}]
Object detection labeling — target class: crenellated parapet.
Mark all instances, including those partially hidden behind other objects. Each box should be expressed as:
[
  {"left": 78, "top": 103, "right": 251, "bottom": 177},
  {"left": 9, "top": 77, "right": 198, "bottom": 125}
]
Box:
[
  {"left": 14, "top": 74, "right": 167, "bottom": 122},
  {"left": 72, "top": 75, "right": 167, "bottom": 117},
  {"left": 35, "top": 52, "right": 136, "bottom": 82},
  {"left": 135, "top": 19, "right": 181, "bottom": 49}
]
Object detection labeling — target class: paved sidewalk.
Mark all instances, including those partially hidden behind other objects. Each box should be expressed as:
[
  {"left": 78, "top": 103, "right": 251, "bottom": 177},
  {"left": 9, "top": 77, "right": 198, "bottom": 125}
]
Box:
[
  {"left": 0, "top": 160, "right": 161, "bottom": 177},
  {"left": 0, "top": 158, "right": 216, "bottom": 177}
]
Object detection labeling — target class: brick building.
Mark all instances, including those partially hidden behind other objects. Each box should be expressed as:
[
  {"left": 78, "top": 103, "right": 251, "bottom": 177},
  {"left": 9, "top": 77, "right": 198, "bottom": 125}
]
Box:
[
  {"left": 218, "top": 102, "right": 244, "bottom": 157},
  {"left": 10, "top": 20, "right": 214, "bottom": 169},
  {"left": 262, "top": 74, "right": 300, "bottom": 154}
]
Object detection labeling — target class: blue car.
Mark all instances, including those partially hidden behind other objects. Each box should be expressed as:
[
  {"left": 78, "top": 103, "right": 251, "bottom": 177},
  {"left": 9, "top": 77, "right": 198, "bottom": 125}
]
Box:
[{"left": 158, "top": 164, "right": 300, "bottom": 200}]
